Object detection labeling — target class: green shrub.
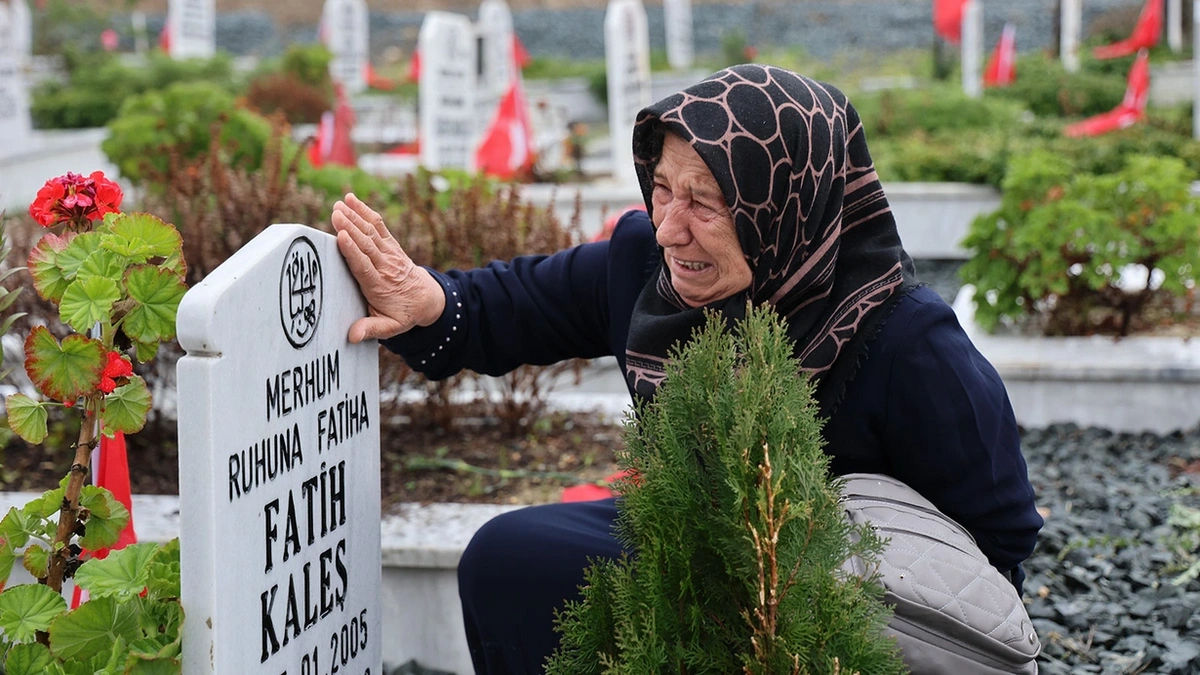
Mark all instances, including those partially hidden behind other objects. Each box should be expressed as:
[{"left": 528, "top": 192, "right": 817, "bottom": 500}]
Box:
[
  {"left": 547, "top": 305, "right": 903, "bottom": 674},
  {"left": 959, "top": 151, "right": 1200, "bottom": 335},
  {"left": 855, "top": 85, "right": 1028, "bottom": 138},
  {"left": 989, "top": 55, "right": 1125, "bottom": 118},
  {"left": 281, "top": 43, "right": 335, "bottom": 88}
]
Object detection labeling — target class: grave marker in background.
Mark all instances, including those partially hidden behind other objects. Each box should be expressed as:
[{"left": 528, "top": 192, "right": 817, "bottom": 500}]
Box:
[
  {"left": 418, "top": 11, "right": 477, "bottom": 171},
  {"left": 477, "top": 0, "right": 516, "bottom": 137},
  {"left": 177, "top": 224, "right": 382, "bottom": 674},
  {"left": 9, "top": 0, "right": 31, "bottom": 65},
  {"left": 1169, "top": 0, "right": 1183, "bottom": 51},
  {"left": 1061, "top": 0, "right": 1082, "bottom": 73},
  {"left": 322, "top": 0, "right": 369, "bottom": 94},
  {"left": 0, "top": 2, "right": 32, "bottom": 161},
  {"left": 168, "top": 0, "right": 215, "bottom": 59},
  {"left": 605, "top": 0, "right": 651, "bottom": 186},
  {"left": 664, "top": 0, "right": 693, "bottom": 71},
  {"left": 961, "top": 0, "right": 983, "bottom": 99}
]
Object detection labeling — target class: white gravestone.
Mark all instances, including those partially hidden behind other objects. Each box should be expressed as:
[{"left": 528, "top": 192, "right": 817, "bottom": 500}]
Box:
[
  {"left": 664, "top": 0, "right": 694, "bottom": 71},
  {"left": 418, "top": 11, "right": 477, "bottom": 172},
  {"left": 0, "top": 2, "right": 32, "bottom": 161},
  {"left": 168, "top": 0, "right": 215, "bottom": 59},
  {"left": 1061, "top": 0, "right": 1082, "bottom": 73},
  {"left": 1194, "top": 0, "right": 1199, "bottom": 139},
  {"left": 605, "top": 0, "right": 652, "bottom": 187},
  {"left": 1169, "top": 0, "right": 1183, "bottom": 52},
  {"left": 177, "top": 224, "right": 382, "bottom": 675},
  {"left": 961, "top": 0, "right": 983, "bottom": 99},
  {"left": 9, "top": 0, "right": 31, "bottom": 65},
  {"left": 477, "top": 0, "right": 516, "bottom": 138},
  {"left": 322, "top": 0, "right": 369, "bottom": 95}
]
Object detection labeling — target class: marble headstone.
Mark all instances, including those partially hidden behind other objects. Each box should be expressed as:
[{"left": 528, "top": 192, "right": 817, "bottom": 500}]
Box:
[
  {"left": 0, "top": 2, "right": 32, "bottom": 161},
  {"left": 604, "top": 0, "right": 651, "bottom": 187},
  {"left": 418, "top": 11, "right": 477, "bottom": 172},
  {"left": 322, "top": 0, "right": 369, "bottom": 94},
  {"left": 177, "top": 224, "right": 382, "bottom": 675},
  {"left": 9, "top": 0, "right": 30, "bottom": 65},
  {"left": 960, "top": 0, "right": 983, "bottom": 99},
  {"left": 663, "top": 0, "right": 693, "bottom": 71},
  {"left": 1061, "top": 0, "right": 1082, "bottom": 73},
  {"left": 476, "top": 0, "right": 516, "bottom": 137},
  {"left": 168, "top": 0, "right": 215, "bottom": 59}
]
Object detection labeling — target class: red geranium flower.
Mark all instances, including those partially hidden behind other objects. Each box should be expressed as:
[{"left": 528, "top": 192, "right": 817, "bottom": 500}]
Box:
[
  {"left": 99, "top": 351, "right": 134, "bottom": 394},
  {"left": 28, "top": 172, "right": 124, "bottom": 229}
]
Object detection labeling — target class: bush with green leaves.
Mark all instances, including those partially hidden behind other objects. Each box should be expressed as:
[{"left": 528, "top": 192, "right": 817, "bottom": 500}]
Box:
[
  {"left": 987, "top": 55, "right": 1126, "bottom": 118},
  {"left": 547, "top": 305, "right": 903, "bottom": 675},
  {"left": 855, "top": 86, "right": 1028, "bottom": 139},
  {"left": 959, "top": 150, "right": 1200, "bottom": 335},
  {"left": 0, "top": 171, "right": 185, "bottom": 673},
  {"left": 31, "top": 52, "right": 238, "bottom": 130}
]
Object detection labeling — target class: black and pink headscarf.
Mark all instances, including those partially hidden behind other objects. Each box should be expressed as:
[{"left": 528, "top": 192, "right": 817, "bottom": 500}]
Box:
[{"left": 624, "top": 64, "right": 917, "bottom": 416}]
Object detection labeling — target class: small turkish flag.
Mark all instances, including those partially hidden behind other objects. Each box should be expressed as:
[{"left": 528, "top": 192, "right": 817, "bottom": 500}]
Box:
[
  {"left": 70, "top": 432, "right": 138, "bottom": 608},
  {"left": 158, "top": 24, "right": 171, "bottom": 52},
  {"left": 475, "top": 77, "right": 535, "bottom": 180},
  {"left": 406, "top": 50, "right": 421, "bottom": 84},
  {"left": 984, "top": 23, "right": 1017, "bottom": 87},
  {"left": 933, "top": 0, "right": 968, "bottom": 44},
  {"left": 1065, "top": 49, "right": 1151, "bottom": 137},
  {"left": 1093, "top": 0, "right": 1162, "bottom": 60}
]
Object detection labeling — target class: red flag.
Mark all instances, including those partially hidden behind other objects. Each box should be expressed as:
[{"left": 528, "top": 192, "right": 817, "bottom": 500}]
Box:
[
  {"left": 984, "top": 23, "right": 1017, "bottom": 87},
  {"left": 475, "top": 77, "right": 535, "bottom": 180},
  {"left": 308, "top": 86, "right": 357, "bottom": 167},
  {"left": 1093, "top": 0, "right": 1162, "bottom": 59},
  {"left": 365, "top": 63, "right": 396, "bottom": 91},
  {"left": 70, "top": 432, "right": 137, "bottom": 609},
  {"left": 933, "top": 0, "right": 968, "bottom": 44},
  {"left": 1065, "top": 49, "right": 1151, "bottom": 137},
  {"left": 561, "top": 470, "right": 630, "bottom": 502},
  {"left": 406, "top": 50, "right": 421, "bottom": 84},
  {"left": 308, "top": 110, "right": 334, "bottom": 167},
  {"left": 512, "top": 34, "right": 531, "bottom": 69}
]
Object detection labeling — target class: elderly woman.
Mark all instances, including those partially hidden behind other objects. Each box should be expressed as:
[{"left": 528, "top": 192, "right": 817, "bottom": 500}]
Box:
[{"left": 332, "top": 64, "right": 1043, "bottom": 675}]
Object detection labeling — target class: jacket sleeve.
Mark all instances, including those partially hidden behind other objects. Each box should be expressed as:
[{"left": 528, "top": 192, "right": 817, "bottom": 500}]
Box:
[
  {"left": 880, "top": 295, "right": 1043, "bottom": 586},
  {"left": 380, "top": 239, "right": 613, "bottom": 380}
]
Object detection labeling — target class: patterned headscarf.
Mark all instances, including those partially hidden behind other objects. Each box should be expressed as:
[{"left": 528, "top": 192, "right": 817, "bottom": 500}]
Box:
[{"left": 624, "top": 64, "right": 917, "bottom": 416}]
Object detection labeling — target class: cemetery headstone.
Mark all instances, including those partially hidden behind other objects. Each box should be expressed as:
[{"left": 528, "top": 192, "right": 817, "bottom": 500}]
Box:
[
  {"left": 1169, "top": 0, "right": 1183, "bottom": 52},
  {"left": 177, "top": 224, "right": 382, "bottom": 675},
  {"left": 418, "top": 11, "right": 477, "bottom": 172},
  {"left": 322, "top": 0, "right": 369, "bottom": 95},
  {"left": 663, "top": 0, "right": 694, "bottom": 71},
  {"left": 1061, "top": 0, "right": 1082, "bottom": 73},
  {"left": 477, "top": 0, "right": 516, "bottom": 137},
  {"left": 0, "top": 2, "right": 32, "bottom": 161},
  {"left": 604, "top": 0, "right": 651, "bottom": 187},
  {"left": 168, "top": 0, "right": 215, "bottom": 59},
  {"left": 960, "top": 0, "right": 983, "bottom": 99},
  {"left": 1194, "top": 0, "right": 1199, "bottom": 139}
]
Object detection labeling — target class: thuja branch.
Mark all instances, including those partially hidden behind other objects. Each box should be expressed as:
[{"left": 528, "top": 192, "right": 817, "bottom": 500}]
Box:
[{"left": 45, "top": 396, "right": 99, "bottom": 593}]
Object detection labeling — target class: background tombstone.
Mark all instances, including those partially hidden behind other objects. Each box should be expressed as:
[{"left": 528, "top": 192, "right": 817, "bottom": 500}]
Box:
[
  {"left": 1169, "top": 0, "right": 1184, "bottom": 51},
  {"left": 418, "top": 11, "right": 477, "bottom": 172},
  {"left": 1061, "top": 0, "right": 1082, "bottom": 73},
  {"left": 604, "top": 0, "right": 651, "bottom": 187},
  {"left": 0, "top": 2, "right": 32, "bottom": 162},
  {"left": 177, "top": 224, "right": 382, "bottom": 675},
  {"left": 960, "top": 0, "right": 983, "bottom": 99},
  {"left": 322, "top": 0, "right": 369, "bottom": 94},
  {"left": 663, "top": 0, "right": 693, "bottom": 71},
  {"left": 168, "top": 0, "right": 215, "bottom": 59},
  {"left": 476, "top": 0, "right": 516, "bottom": 138},
  {"left": 1194, "top": 0, "right": 1199, "bottom": 139}
]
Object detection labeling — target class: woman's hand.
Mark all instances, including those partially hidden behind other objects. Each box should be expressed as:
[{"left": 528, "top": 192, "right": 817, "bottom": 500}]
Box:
[{"left": 331, "top": 193, "right": 446, "bottom": 343}]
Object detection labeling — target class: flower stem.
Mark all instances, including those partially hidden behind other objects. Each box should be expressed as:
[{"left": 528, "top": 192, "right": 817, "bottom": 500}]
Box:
[{"left": 44, "top": 397, "right": 98, "bottom": 594}]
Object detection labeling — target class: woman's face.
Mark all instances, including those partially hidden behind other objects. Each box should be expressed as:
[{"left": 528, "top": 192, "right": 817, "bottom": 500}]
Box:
[{"left": 651, "top": 133, "right": 752, "bottom": 308}]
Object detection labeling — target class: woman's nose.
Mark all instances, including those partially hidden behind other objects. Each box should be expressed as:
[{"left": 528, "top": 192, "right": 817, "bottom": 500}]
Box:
[{"left": 655, "top": 203, "right": 691, "bottom": 248}]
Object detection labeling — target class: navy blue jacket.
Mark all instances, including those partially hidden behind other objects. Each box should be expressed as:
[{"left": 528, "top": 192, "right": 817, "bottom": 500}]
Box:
[{"left": 385, "top": 211, "right": 1043, "bottom": 587}]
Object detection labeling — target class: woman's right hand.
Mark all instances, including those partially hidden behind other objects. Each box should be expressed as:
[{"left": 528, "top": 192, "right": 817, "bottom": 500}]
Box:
[{"left": 331, "top": 193, "right": 447, "bottom": 343}]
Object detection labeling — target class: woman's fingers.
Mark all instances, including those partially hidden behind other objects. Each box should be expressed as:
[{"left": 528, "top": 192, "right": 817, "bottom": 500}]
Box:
[{"left": 346, "top": 193, "right": 390, "bottom": 240}]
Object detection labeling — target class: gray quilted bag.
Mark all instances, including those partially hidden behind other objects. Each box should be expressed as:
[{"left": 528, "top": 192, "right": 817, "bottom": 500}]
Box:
[{"left": 840, "top": 474, "right": 1041, "bottom": 674}]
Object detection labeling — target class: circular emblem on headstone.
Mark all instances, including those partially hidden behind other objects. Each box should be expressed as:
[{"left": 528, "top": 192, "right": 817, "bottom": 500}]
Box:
[{"left": 279, "top": 236, "right": 323, "bottom": 349}]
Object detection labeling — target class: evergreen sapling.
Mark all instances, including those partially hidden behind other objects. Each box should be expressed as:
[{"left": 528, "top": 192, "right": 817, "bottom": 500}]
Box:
[{"left": 547, "top": 304, "right": 907, "bottom": 675}]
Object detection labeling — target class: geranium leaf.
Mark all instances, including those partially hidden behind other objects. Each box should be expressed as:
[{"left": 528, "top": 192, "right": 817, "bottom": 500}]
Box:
[
  {"left": 101, "top": 376, "right": 151, "bottom": 437},
  {"left": 56, "top": 232, "right": 104, "bottom": 282},
  {"left": 0, "top": 540, "right": 16, "bottom": 588},
  {"left": 103, "top": 213, "right": 183, "bottom": 264},
  {"left": 144, "top": 539, "right": 180, "bottom": 602},
  {"left": 48, "top": 596, "right": 139, "bottom": 661},
  {"left": 0, "top": 583, "right": 69, "bottom": 643},
  {"left": 0, "top": 507, "right": 36, "bottom": 549},
  {"left": 27, "top": 232, "right": 74, "bottom": 303},
  {"left": 23, "top": 485, "right": 65, "bottom": 520},
  {"left": 74, "top": 543, "right": 158, "bottom": 600},
  {"left": 132, "top": 339, "right": 158, "bottom": 364},
  {"left": 126, "top": 655, "right": 182, "bottom": 675},
  {"left": 24, "top": 327, "right": 104, "bottom": 402},
  {"left": 21, "top": 544, "right": 49, "bottom": 579},
  {"left": 59, "top": 276, "right": 122, "bottom": 334},
  {"left": 5, "top": 394, "right": 48, "bottom": 445},
  {"left": 76, "top": 249, "right": 128, "bottom": 285},
  {"left": 122, "top": 266, "right": 187, "bottom": 344},
  {"left": 78, "top": 486, "right": 130, "bottom": 552},
  {"left": 4, "top": 642, "right": 54, "bottom": 675}
]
